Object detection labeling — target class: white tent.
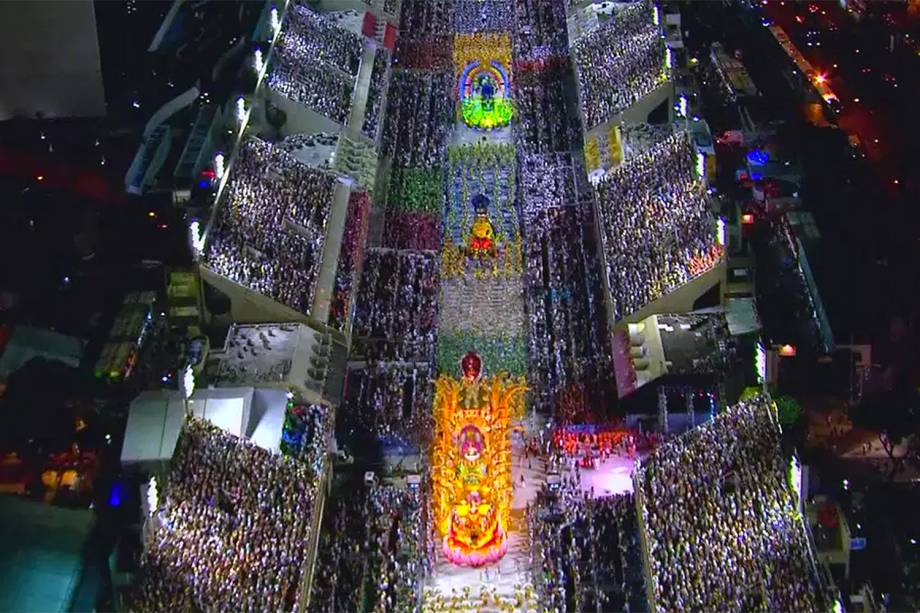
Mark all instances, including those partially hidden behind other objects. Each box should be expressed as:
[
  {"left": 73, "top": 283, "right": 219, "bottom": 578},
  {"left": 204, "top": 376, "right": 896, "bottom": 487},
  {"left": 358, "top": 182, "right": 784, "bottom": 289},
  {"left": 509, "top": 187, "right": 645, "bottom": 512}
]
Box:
[{"left": 121, "top": 386, "right": 290, "bottom": 468}]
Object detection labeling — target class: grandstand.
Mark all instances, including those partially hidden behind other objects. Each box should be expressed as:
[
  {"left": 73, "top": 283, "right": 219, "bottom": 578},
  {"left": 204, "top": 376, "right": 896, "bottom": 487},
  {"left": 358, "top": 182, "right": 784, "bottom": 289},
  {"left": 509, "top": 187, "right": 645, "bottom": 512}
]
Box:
[
  {"left": 570, "top": 0, "right": 674, "bottom": 136},
  {"left": 634, "top": 395, "right": 829, "bottom": 612},
  {"left": 200, "top": 137, "right": 351, "bottom": 326},
  {"left": 131, "top": 417, "right": 330, "bottom": 612},
  {"left": 593, "top": 130, "right": 724, "bottom": 327}
]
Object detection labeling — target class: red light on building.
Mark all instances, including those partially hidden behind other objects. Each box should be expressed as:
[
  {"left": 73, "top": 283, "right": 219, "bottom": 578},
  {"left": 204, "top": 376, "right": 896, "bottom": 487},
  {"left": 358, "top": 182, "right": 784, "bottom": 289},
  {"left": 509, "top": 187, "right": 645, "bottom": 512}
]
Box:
[
  {"left": 778, "top": 344, "right": 797, "bottom": 357},
  {"left": 742, "top": 213, "right": 755, "bottom": 224}
]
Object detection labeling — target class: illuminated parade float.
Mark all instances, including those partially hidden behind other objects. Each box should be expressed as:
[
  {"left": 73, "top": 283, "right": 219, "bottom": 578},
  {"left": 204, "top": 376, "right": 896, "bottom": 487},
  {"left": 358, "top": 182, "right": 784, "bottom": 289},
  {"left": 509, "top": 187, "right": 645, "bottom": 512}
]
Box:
[
  {"left": 455, "top": 33, "right": 513, "bottom": 130},
  {"left": 431, "top": 351, "right": 526, "bottom": 566},
  {"left": 430, "top": 11, "right": 530, "bottom": 579}
]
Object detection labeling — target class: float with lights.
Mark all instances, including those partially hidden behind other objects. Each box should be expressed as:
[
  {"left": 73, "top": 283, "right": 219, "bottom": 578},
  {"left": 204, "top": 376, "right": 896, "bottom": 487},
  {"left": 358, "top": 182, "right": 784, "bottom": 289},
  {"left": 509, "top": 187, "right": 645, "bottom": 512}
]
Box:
[
  {"left": 431, "top": 351, "right": 526, "bottom": 567},
  {"left": 454, "top": 33, "right": 513, "bottom": 130}
]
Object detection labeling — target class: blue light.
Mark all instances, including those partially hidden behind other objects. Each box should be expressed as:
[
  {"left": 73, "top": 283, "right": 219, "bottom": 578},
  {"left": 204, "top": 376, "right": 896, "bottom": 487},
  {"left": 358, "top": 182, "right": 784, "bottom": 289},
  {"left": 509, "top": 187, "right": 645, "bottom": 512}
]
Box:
[
  {"left": 747, "top": 148, "right": 769, "bottom": 165},
  {"left": 109, "top": 482, "right": 123, "bottom": 507},
  {"left": 751, "top": 172, "right": 763, "bottom": 181},
  {"left": 198, "top": 180, "right": 211, "bottom": 189}
]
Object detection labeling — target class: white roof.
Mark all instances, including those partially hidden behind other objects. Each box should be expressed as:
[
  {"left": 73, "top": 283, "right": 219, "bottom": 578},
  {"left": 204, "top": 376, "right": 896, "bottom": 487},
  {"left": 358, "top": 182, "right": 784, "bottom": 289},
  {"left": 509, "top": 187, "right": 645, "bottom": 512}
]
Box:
[
  {"left": 121, "top": 386, "right": 287, "bottom": 465},
  {"left": 120, "top": 390, "right": 187, "bottom": 464}
]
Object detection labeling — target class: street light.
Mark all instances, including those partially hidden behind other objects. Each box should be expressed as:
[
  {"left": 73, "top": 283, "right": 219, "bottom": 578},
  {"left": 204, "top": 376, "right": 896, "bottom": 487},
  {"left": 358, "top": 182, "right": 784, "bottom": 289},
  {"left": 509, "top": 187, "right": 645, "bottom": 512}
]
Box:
[
  {"left": 236, "top": 97, "right": 247, "bottom": 123},
  {"left": 214, "top": 152, "right": 225, "bottom": 180},
  {"left": 270, "top": 6, "right": 281, "bottom": 38},
  {"left": 254, "top": 48, "right": 264, "bottom": 74}
]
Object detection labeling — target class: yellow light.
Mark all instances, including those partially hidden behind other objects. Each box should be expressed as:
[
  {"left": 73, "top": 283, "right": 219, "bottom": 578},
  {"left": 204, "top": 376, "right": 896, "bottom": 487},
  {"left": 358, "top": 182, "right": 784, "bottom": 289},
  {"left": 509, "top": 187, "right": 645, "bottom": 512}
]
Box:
[
  {"left": 431, "top": 374, "right": 526, "bottom": 566},
  {"left": 814, "top": 73, "right": 826, "bottom": 84}
]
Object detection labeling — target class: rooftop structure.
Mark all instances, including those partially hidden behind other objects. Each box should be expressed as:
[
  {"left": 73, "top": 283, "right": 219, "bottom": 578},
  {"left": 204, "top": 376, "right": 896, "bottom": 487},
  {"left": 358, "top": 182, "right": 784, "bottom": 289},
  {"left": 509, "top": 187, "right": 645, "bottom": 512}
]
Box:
[
  {"left": 0, "top": 496, "right": 96, "bottom": 612},
  {"left": 93, "top": 291, "right": 156, "bottom": 382},
  {"left": 0, "top": 325, "right": 85, "bottom": 380},
  {"left": 205, "top": 323, "right": 343, "bottom": 401},
  {"left": 710, "top": 42, "right": 759, "bottom": 99},
  {"left": 120, "top": 386, "right": 293, "bottom": 468},
  {"left": 0, "top": 0, "right": 105, "bottom": 121},
  {"left": 612, "top": 312, "right": 740, "bottom": 399}
]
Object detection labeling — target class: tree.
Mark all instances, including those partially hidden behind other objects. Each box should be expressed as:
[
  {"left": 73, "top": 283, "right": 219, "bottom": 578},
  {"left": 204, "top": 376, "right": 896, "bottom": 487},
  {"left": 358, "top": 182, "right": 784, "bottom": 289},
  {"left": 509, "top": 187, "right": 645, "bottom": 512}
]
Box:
[
  {"left": 851, "top": 384, "right": 920, "bottom": 478},
  {"left": 775, "top": 395, "right": 803, "bottom": 427}
]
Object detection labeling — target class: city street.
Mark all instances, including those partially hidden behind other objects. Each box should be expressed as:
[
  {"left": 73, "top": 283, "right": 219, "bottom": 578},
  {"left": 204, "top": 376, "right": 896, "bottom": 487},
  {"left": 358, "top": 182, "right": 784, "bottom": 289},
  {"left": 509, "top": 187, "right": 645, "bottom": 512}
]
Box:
[{"left": 763, "top": 0, "right": 920, "bottom": 192}]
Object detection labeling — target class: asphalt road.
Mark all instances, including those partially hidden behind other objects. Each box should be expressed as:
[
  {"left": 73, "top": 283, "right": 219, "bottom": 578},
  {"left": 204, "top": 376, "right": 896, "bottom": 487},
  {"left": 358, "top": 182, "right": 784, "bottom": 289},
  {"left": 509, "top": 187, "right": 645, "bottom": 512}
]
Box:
[{"left": 763, "top": 0, "right": 920, "bottom": 194}]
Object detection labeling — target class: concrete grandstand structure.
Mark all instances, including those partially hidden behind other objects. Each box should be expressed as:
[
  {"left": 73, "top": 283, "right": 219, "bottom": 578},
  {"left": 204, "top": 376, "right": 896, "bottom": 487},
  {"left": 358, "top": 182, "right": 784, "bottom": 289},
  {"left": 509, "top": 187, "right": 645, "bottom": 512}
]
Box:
[
  {"left": 196, "top": 1, "right": 395, "bottom": 344},
  {"left": 560, "top": 2, "right": 728, "bottom": 332}
]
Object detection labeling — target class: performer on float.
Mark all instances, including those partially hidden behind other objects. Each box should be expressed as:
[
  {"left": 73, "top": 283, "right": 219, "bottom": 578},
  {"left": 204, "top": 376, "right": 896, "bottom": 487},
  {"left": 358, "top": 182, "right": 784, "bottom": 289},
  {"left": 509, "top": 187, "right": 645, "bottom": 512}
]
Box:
[
  {"left": 431, "top": 351, "right": 525, "bottom": 567},
  {"left": 468, "top": 194, "right": 497, "bottom": 258}
]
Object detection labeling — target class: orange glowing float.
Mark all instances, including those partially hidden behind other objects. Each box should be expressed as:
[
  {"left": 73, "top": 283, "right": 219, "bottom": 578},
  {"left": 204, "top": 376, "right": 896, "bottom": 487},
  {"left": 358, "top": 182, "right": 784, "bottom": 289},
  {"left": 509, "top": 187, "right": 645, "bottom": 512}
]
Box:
[{"left": 432, "top": 351, "right": 525, "bottom": 566}]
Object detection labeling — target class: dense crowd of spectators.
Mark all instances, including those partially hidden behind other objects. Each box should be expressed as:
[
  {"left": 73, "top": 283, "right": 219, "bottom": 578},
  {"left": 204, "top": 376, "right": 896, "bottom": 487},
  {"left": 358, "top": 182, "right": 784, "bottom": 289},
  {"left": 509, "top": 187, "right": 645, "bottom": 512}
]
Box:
[
  {"left": 281, "top": 403, "right": 334, "bottom": 476},
  {"left": 352, "top": 249, "right": 439, "bottom": 362},
  {"left": 572, "top": 1, "right": 668, "bottom": 129},
  {"left": 268, "top": 5, "right": 365, "bottom": 124},
  {"left": 383, "top": 0, "right": 399, "bottom": 17},
  {"left": 362, "top": 49, "right": 392, "bottom": 139},
  {"left": 282, "top": 4, "right": 363, "bottom": 75},
  {"left": 311, "top": 482, "right": 428, "bottom": 613},
  {"left": 382, "top": 70, "right": 453, "bottom": 168},
  {"left": 518, "top": 152, "right": 582, "bottom": 218},
  {"left": 514, "top": 61, "right": 579, "bottom": 154},
  {"left": 523, "top": 205, "right": 613, "bottom": 411},
  {"left": 453, "top": 0, "right": 513, "bottom": 33},
  {"left": 399, "top": 0, "right": 454, "bottom": 36},
  {"left": 132, "top": 418, "right": 325, "bottom": 612},
  {"left": 530, "top": 482, "right": 646, "bottom": 613},
  {"left": 204, "top": 137, "right": 337, "bottom": 315},
  {"left": 269, "top": 48, "right": 355, "bottom": 124},
  {"left": 636, "top": 396, "right": 825, "bottom": 611},
  {"left": 329, "top": 191, "right": 370, "bottom": 332},
  {"left": 511, "top": 0, "right": 569, "bottom": 59},
  {"left": 595, "top": 131, "right": 721, "bottom": 321},
  {"left": 394, "top": 35, "right": 454, "bottom": 71},
  {"left": 343, "top": 363, "right": 433, "bottom": 444},
  {"left": 384, "top": 209, "right": 442, "bottom": 251}
]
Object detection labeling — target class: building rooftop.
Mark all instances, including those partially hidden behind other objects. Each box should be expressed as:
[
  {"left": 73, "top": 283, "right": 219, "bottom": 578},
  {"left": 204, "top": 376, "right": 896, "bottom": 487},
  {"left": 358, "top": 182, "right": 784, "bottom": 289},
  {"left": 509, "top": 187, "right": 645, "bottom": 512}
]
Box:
[
  {"left": 613, "top": 312, "right": 739, "bottom": 399},
  {"left": 208, "top": 323, "right": 322, "bottom": 388},
  {"left": 0, "top": 326, "right": 85, "bottom": 380},
  {"left": 120, "top": 385, "right": 291, "bottom": 466},
  {"left": 0, "top": 496, "right": 95, "bottom": 613}
]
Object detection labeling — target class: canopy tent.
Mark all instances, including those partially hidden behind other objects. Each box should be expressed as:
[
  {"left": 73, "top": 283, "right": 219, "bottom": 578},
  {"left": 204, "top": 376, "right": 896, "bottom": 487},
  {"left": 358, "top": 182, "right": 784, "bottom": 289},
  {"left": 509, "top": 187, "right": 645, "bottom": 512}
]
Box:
[{"left": 121, "top": 387, "right": 288, "bottom": 468}]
